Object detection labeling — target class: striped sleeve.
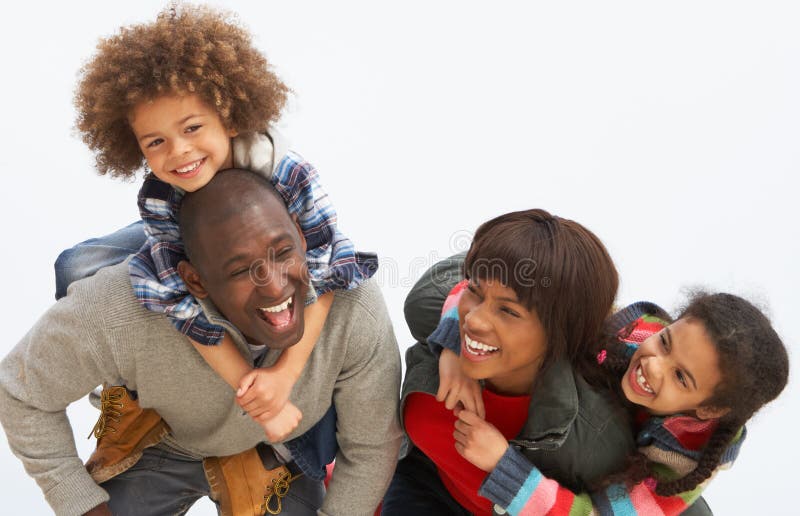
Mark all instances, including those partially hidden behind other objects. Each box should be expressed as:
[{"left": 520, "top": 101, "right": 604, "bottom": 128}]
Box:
[
  {"left": 478, "top": 446, "right": 703, "bottom": 516},
  {"left": 426, "top": 280, "right": 468, "bottom": 356}
]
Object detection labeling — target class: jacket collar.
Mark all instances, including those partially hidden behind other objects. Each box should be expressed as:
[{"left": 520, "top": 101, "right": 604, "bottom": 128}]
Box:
[{"left": 513, "top": 357, "right": 579, "bottom": 448}]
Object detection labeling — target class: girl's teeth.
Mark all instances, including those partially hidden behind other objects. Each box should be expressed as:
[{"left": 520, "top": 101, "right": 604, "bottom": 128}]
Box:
[
  {"left": 636, "top": 365, "right": 654, "bottom": 394},
  {"left": 260, "top": 297, "right": 292, "bottom": 313}
]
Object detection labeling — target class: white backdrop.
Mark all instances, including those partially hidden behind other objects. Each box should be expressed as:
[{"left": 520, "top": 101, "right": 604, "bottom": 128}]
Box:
[{"left": 1, "top": 1, "right": 798, "bottom": 514}]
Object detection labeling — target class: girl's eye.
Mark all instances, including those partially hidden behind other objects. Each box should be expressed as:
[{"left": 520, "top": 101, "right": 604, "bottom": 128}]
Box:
[
  {"left": 659, "top": 333, "right": 670, "bottom": 352},
  {"left": 675, "top": 370, "right": 688, "bottom": 388},
  {"left": 186, "top": 124, "right": 202, "bottom": 133},
  {"left": 276, "top": 247, "right": 293, "bottom": 258},
  {"left": 146, "top": 138, "right": 164, "bottom": 149},
  {"left": 230, "top": 268, "right": 249, "bottom": 277}
]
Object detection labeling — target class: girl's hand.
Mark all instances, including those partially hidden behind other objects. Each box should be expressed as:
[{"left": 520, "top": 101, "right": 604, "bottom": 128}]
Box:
[
  {"left": 258, "top": 401, "right": 303, "bottom": 442},
  {"left": 453, "top": 408, "right": 508, "bottom": 472},
  {"left": 437, "top": 348, "right": 486, "bottom": 419},
  {"left": 236, "top": 367, "right": 295, "bottom": 420}
]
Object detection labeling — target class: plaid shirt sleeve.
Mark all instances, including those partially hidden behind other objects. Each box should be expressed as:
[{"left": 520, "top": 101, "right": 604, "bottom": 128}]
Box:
[{"left": 128, "top": 150, "right": 378, "bottom": 346}]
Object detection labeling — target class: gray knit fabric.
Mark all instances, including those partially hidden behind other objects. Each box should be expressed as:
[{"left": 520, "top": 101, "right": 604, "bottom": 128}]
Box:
[{"left": 0, "top": 261, "right": 402, "bottom": 516}]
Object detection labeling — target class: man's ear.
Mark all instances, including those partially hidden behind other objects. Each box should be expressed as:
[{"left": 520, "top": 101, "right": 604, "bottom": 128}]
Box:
[
  {"left": 291, "top": 213, "right": 307, "bottom": 253},
  {"left": 696, "top": 405, "right": 730, "bottom": 420},
  {"left": 177, "top": 260, "right": 209, "bottom": 300}
]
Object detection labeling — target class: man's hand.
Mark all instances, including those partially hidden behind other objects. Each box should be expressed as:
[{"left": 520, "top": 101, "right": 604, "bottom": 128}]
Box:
[
  {"left": 83, "top": 502, "right": 112, "bottom": 516},
  {"left": 453, "top": 408, "right": 508, "bottom": 472},
  {"left": 437, "top": 348, "right": 485, "bottom": 418},
  {"left": 236, "top": 367, "right": 295, "bottom": 421},
  {"left": 258, "top": 400, "right": 303, "bottom": 442}
]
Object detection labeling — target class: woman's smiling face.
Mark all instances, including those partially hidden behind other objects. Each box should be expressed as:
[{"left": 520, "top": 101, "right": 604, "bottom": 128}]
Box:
[
  {"left": 621, "top": 318, "right": 723, "bottom": 417},
  {"left": 457, "top": 277, "right": 548, "bottom": 396}
]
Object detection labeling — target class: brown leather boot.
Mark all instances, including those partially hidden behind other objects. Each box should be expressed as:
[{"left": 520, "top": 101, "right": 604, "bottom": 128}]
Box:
[
  {"left": 85, "top": 385, "right": 170, "bottom": 483},
  {"left": 204, "top": 447, "right": 304, "bottom": 516}
]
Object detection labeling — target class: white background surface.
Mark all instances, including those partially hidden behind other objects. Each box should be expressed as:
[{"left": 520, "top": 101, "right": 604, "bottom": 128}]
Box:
[{"left": 1, "top": 1, "right": 798, "bottom": 514}]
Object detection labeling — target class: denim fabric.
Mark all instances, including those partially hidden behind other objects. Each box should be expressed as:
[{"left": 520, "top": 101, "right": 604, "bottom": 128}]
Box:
[
  {"left": 284, "top": 405, "right": 338, "bottom": 481},
  {"left": 54, "top": 221, "right": 146, "bottom": 300},
  {"left": 56, "top": 223, "right": 340, "bottom": 481},
  {"left": 101, "top": 446, "right": 324, "bottom": 515},
  {"left": 381, "top": 447, "right": 471, "bottom": 516}
]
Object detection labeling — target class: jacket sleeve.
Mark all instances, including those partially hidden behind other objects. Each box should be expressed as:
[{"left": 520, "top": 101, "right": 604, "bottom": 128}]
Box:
[
  {"left": 480, "top": 446, "right": 709, "bottom": 516},
  {"left": 319, "top": 291, "right": 404, "bottom": 516},
  {"left": 0, "top": 291, "right": 120, "bottom": 515}
]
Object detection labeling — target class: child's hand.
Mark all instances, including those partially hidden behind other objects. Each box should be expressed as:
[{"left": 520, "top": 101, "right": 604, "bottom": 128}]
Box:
[
  {"left": 453, "top": 407, "right": 508, "bottom": 472},
  {"left": 259, "top": 401, "right": 303, "bottom": 442},
  {"left": 437, "top": 348, "right": 485, "bottom": 419},
  {"left": 236, "top": 367, "right": 295, "bottom": 421}
]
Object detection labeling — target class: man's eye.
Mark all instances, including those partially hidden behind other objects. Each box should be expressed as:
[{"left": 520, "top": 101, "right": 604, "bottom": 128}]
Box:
[
  {"left": 277, "top": 247, "right": 293, "bottom": 257},
  {"left": 146, "top": 138, "right": 164, "bottom": 148},
  {"left": 230, "top": 268, "right": 249, "bottom": 277}
]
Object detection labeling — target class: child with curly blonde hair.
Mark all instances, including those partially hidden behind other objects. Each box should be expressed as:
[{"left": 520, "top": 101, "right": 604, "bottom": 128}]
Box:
[{"left": 60, "top": 4, "right": 376, "bottom": 450}]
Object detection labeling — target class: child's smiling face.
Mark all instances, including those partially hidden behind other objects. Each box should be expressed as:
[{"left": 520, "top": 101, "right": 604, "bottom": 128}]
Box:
[
  {"left": 621, "top": 318, "right": 727, "bottom": 419},
  {"left": 129, "top": 94, "right": 237, "bottom": 192}
]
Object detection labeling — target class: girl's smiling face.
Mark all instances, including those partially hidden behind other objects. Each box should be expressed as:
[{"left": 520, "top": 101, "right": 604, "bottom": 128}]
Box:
[
  {"left": 129, "top": 94, "right": 237, "bottom": 192},
  {"left": 458, "top": 277, "right": 548, "bottom": 396},
  {"left": 622, "top": 318, "right": 725, "bottom": 418}
]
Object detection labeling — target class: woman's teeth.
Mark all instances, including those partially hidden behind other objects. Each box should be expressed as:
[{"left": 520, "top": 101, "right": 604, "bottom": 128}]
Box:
[
  {"left": 636, "top": 364, "right": 654, "bottom": 394},
  {"left": 175, "top": 159, "right": 203, "bottom": 174},
  {"left": 464, "top": 335, "right": 499, "bottom": 356}
]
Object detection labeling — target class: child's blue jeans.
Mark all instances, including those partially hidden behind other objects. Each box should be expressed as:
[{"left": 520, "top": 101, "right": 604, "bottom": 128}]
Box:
[{"left": 54, "top": 221, "right": 146, "bottom": 300}]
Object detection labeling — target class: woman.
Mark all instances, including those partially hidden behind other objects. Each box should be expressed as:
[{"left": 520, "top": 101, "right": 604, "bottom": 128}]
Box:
[{"left": 382, "top": 209, "right": 634, "bottom": 515}]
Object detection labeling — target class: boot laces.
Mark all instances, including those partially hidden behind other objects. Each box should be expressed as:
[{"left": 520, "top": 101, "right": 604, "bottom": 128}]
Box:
[
  {"left": 88, "top": 389, "right": 125, "bottom": 439},
  {"left": 261, "top": 469, "right": 303, "bottom": 515}
]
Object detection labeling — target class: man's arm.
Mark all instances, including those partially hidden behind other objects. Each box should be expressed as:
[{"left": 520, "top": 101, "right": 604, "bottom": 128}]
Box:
[
  {"left": 0, "top": 291, "right": 118, "bottom": 514},
  {"left": 319, "top": 291, "right": 404, "bottom": 516}
]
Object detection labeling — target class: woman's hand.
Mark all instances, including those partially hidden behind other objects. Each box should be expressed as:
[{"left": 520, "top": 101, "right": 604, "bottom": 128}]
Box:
[
  {"left": 453, "top": 407, "right": 508, "bottom": 472},
  {"left": 437, "top": 349, "right": 486, "bottom": 418}
]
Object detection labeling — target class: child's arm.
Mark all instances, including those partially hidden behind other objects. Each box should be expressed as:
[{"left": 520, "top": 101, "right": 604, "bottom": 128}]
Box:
[
  {"left": 236, "top": 291, "right": 333, "bottom": 420},
  {"left": 191, "top": 333, "right": 304, "bottom": 442},
  {"left": 453, "top": 408, "right": 708, "bottom": 516},
  {"left": 437, "top": 348, "right": 485, "bottom": 418},
  {"left": 189, "top": 333, "right": 252, "bottom": 390}
]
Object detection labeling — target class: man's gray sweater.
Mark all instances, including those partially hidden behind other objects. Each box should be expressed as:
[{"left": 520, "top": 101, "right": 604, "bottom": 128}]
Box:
[{"left": 0, "top": 262, "right": 402, "bottom": 515}]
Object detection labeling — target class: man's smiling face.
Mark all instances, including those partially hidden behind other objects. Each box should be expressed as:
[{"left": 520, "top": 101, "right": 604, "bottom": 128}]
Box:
[{"left": 179, "top": 172, "right": 310, "bottom": 348}]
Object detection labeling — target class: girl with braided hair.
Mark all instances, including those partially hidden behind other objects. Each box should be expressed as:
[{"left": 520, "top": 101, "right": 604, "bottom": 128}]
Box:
[{"left": 410, "top": 277, "right": 788, "bottom": 515}]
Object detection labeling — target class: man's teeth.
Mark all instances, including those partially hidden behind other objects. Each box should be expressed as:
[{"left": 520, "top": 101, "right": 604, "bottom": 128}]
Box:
[
  {"left": 636, "top": 365, "right": 654, "bottom": 394},
  {"left": 260, "top": 297, "right": 293, "bottom": 313},
  {"left": 176, "top": 159, "right": 202, "bottom": 174},
  {"left": 464, "top": 335, "right": 499, "bottom": 355}
]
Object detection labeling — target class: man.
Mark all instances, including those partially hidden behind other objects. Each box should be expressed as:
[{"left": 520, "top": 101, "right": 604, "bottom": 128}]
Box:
[{"left": 0, "top": 170, "right": 402, "bottom": 515}]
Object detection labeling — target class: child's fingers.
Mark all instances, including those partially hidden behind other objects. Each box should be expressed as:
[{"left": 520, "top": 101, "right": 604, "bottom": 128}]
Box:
[
  {"left": 459, "top": 392, "right": 477, "bottom": 415},
  {"left": 237, "top": 370, "right": 257, "bottom": 397},
  {"left": 444, "top": 387, "right": 461, "bottom": 410},
  {"left": 457, "top": 408, "right": 481, "bottom": 425},
  {"left": 436, "top": 377, "right": 452, "bottom": 402},
  {"left": 475, "top": 395, "right": 486, "bottom": 420}
]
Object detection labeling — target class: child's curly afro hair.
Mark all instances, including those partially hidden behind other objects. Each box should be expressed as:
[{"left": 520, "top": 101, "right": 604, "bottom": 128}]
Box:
[{"left": 75, "top": 4, "right": 289, "bottom": 178}]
